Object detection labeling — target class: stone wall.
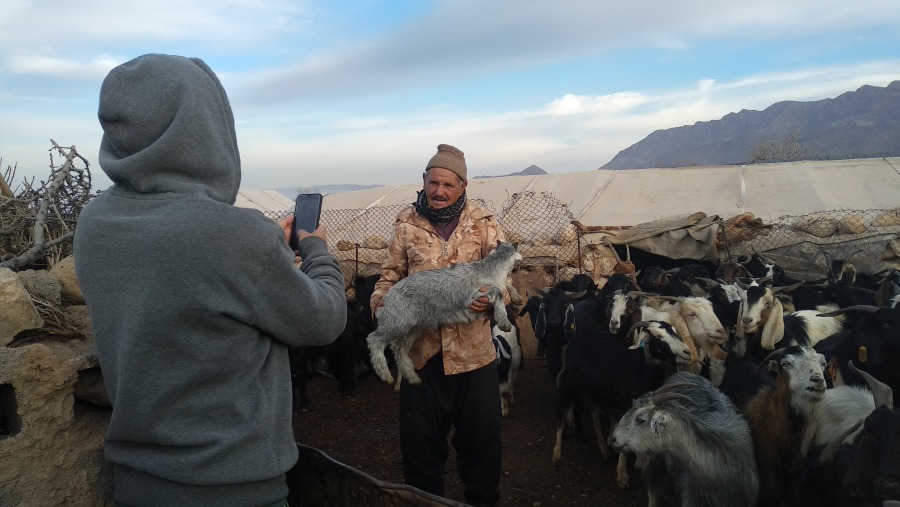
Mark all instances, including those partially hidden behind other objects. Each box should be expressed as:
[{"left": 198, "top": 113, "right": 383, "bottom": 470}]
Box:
[{"left": 0, "top": 257, "right": 112, "bottom": 506}]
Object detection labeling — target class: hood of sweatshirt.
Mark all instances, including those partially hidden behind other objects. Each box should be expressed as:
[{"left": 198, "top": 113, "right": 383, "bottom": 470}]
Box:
[{"left": 97, "top": 53, "right": 241, "bottom": 204}]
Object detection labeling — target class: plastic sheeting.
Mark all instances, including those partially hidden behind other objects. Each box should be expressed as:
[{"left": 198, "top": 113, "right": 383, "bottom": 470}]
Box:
[{"left": 318, "top": 157, "right": 900, "bottom": 228}]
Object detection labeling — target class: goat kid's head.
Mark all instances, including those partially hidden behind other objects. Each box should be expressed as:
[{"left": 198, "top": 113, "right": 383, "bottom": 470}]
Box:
[{"left": 492, "top": 241, "right": 523, "bottom": 265}]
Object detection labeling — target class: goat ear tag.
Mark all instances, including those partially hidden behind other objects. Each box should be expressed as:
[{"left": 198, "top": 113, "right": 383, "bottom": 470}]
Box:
[{"left": 858, "top": 346, "right": 868, "bottom": 363}]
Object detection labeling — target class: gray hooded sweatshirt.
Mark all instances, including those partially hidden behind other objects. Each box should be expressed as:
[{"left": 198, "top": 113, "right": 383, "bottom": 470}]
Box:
[{"left": 74, "top": 54, "right": 346, "bottom": 506}]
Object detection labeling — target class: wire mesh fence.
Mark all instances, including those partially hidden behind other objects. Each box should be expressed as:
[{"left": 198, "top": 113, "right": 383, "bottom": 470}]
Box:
[
  {"left": 266, "top": 194, "right": 900, "bottom": 295},
  {"left": 264, "top": 192, "right": 583, "bottom": 298},
  {"left": 720, "top": 208, "right": 900, "bottom": 281}
]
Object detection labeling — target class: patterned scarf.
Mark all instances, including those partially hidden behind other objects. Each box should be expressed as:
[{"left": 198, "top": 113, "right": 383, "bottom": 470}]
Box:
[{"left": 414, "top": 189, "right": 467, "bottom": 224}]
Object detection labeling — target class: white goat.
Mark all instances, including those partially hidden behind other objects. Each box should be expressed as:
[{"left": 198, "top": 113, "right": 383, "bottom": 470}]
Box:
[{"left": 367, "top": 243, "right": 522, "bottom": 386}]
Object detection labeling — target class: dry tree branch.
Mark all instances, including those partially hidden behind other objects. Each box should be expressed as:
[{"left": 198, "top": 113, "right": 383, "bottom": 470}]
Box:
[{"left": 0, "top": 140, "right": 92, "bottom": 271}]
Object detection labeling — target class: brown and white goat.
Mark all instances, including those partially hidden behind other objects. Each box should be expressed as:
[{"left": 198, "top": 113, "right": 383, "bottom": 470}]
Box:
[{"left": 742, "top": 345, "right": 828, "bottom": 506}]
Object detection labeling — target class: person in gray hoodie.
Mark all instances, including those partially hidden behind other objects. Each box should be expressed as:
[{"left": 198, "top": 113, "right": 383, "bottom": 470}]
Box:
[{"left": 74, "top": 54, "right": 347, "bottom": 507}]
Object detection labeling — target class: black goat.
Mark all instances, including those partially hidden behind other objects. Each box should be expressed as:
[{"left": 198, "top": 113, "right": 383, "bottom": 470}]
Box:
[
  {"left": 534, "top": 286, "right": 585, "bottom": 384},
  {"left": 740, "top": 253, "right": 799, "bottom": 286},
  {"left": 815, "top": 305, "right": 900, "bottom": 394},
  {"left": 638, "top": 265, "right": 671, "bottom": 294},
  {"left": 552, "top": 296, "right": 691, "bottom": 489},
  {"left": 290, "top": 274, "right": 379, "bottom": 412}
]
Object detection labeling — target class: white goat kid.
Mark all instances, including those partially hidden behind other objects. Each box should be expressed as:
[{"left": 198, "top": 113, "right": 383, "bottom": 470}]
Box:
[{"left": 367, "top": 242, "right": 523, "bottom": 386}]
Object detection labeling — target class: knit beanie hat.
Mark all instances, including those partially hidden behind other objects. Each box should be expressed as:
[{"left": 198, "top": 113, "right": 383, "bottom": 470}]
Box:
[{"left": 425, "top": 144, "right": 467, "bottom": 181}]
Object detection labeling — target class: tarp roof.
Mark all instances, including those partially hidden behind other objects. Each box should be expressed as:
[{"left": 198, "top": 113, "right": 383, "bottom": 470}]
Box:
[
  {"left": 320, "top": 157, "right": 900, "bottom": 227},
  {"left": 235, "top": 189, "right": 293, "bottom": 213}
]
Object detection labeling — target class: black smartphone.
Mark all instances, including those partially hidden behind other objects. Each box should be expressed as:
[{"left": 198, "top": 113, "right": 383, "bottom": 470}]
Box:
[{"left": 289, "top": 193, "right": 323, "bottom": 250}]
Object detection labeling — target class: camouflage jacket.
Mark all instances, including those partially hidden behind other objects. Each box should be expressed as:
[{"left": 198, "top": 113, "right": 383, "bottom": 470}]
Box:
[{"left": 370, "top": 201, "right": 507, "bottom": 374}]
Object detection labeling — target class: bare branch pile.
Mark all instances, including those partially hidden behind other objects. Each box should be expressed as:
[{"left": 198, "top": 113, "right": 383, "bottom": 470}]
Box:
[{"left": 0, "top": 140, "right": 93, "bottom": 271}]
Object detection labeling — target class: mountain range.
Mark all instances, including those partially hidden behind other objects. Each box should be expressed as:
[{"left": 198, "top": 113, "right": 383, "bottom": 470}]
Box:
[{"left": 603, "top": 80, "right": 900, "bottom": 169}]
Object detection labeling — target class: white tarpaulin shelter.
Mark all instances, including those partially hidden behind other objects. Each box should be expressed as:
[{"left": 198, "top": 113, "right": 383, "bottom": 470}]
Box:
[
  {"left": 320, "top": 157, "right": 900, "bottom": 227},
  {"left": 234, "top": 189, "right": 294, "bottom": 213},
  {"left": 236, "top": 158, "right": 900, "bottom": 278}
]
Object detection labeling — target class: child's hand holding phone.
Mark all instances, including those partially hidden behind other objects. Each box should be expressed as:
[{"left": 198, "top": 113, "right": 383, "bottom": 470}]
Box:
[{"left": 289, "top": 193, "right": 324, "bottom": 251}]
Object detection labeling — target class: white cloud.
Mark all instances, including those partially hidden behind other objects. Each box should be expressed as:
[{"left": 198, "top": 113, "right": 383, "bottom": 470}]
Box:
[
  {"left": 546, "top": 92, "right": 648, "bottom": 116},
  {"left": 6, "top": 53, "right": 124, "bottom": 78}
]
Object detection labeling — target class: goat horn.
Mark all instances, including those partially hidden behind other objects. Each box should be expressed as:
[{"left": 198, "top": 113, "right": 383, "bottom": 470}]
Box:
[
  {"left": 735, "top": 278, "right": 753, "bottom": 290},
  {"left": 847, "top": 360, "right": 893, "bottom": 410},
  {"left": 651, "top": 381, "right": 695, "bottom": 395},
  {"left": 650, "top": 392, "right": 698, "bottom": 408},
  {"left": 626, "top": 320, "right": 655, "bottom": 339},
  {"left": 816, "top": 305, "right": 880, "bottom": 318},
  {"left": 565, "top": 290, "right": 587, "bottom": 299},
  {"left": 609, "top": 244, "right": 623, "bottom": 263},
  {"left": 771, "top": 281, "right": 805, "bottom": 294}
]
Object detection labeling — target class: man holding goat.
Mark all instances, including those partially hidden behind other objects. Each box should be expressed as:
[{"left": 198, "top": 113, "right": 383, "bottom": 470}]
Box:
[{"left": 370, "top": 144, "right": 510, "bottom": 506}]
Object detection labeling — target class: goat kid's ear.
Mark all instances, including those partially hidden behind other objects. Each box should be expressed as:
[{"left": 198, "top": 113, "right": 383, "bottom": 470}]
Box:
[{"left": 650, "top": 412, "right": 668, "bottom": 435}]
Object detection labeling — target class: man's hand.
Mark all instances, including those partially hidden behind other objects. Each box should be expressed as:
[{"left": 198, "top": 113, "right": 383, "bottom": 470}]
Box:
[{"left": 468, "top": 285, "right": 493, "bottom": 313}]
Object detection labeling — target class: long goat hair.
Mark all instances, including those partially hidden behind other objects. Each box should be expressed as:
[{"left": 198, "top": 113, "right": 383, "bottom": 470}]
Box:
[{"left": 367, "top": 242, "right": 522, "bottom": 386}]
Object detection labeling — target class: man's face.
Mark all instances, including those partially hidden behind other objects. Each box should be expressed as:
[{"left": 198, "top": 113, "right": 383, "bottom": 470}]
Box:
[{"left": 423, "top": 168, "right": 466, "bottom": 210}]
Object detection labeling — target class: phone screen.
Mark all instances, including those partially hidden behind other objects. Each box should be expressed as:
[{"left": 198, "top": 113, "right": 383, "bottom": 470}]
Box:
[{"left": 290, "top": 193, "right": 323, "bottom": 250}]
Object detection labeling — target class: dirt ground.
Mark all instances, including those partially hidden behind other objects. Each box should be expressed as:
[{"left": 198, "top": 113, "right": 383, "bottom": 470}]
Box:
[{"left": 292, "top": 357, "right": 647, "bottom": 507}]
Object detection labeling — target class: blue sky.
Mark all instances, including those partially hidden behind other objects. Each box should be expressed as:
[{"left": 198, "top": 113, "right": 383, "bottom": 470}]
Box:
[{"left": 2, "top": 0, "right": 900, "bottom": 193}]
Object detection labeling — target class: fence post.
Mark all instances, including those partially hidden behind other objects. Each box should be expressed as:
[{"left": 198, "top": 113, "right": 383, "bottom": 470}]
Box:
[{"left": 576, "top": 230, "right": 583, "bottom": 274}]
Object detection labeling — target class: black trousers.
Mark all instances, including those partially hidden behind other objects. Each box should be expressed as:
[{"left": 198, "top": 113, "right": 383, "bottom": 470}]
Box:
[{"left": 398, "top": 352, "right": 502, "bottom": 506}]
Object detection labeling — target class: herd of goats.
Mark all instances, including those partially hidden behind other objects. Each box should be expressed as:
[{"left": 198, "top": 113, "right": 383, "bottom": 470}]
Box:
[{"left": 291, "top": 249, "right": 900, "bottom": 507}]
